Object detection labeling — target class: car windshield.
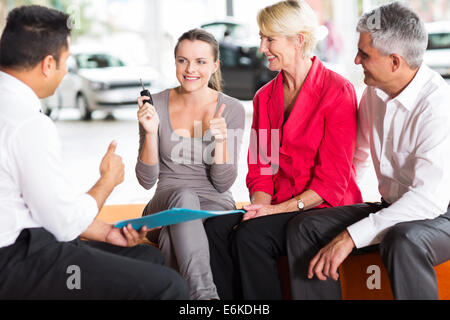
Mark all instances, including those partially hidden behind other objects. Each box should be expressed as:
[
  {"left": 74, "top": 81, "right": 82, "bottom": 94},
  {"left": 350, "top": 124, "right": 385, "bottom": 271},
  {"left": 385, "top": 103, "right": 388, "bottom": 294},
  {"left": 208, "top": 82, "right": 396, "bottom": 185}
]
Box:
[
  {"left": 202, "top": 23, "right": 248, "bottom": 42},
  {"left": 76, "top": 54, "right": 125, "bottom": 69},
  {"left": 428, "top": 33, "right": 450, "bottom": 49}
]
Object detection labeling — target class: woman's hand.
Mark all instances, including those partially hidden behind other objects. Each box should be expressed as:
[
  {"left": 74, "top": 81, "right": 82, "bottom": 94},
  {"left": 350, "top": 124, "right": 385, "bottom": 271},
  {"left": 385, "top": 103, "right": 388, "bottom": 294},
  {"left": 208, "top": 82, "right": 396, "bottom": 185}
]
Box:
[
  {"left": 105, "top": 224, "right": 149, "bottom": 247},
  {"left": 242, "top": 204, "right": 279, "bottom": 222},
  {"left": 209, "top": 104, "right": 227, "bottom": 142},
  {"left": 137, "top": 96, "right": 160, "bottom": 135}
]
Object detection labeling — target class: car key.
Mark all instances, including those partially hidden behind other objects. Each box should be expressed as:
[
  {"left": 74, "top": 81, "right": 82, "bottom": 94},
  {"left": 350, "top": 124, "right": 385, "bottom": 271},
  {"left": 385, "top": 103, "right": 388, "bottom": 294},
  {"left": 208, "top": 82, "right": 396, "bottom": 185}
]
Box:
[{"left": 140, "top": 78, "right": 153, "bottom": 105}]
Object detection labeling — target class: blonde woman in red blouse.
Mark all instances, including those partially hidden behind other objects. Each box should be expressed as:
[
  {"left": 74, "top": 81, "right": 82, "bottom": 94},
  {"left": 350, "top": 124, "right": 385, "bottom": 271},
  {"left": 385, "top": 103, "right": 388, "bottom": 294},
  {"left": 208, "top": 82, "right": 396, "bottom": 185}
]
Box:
[{"left": 205, "top": 0, "right": 363, "bottom": 300}]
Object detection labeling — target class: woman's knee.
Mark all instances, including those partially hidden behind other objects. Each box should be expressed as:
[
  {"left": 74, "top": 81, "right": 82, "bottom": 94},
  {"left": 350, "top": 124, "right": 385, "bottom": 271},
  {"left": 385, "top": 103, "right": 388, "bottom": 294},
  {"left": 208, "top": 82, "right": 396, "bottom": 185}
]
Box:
[
  {"left": 147, "top": 188, "right": 201, "bottom": 214},
  {"left": 204, "top": 214, "right": 241, "bottom": 239},
  {"left": 233, "top": 218, "right": 269, "bottom": 246},
  {"left": 286, "top": 212, "right": 322, "bottom": 242},
  {"left": 168, "top": 188, "right": 200, "bottom": 209}
]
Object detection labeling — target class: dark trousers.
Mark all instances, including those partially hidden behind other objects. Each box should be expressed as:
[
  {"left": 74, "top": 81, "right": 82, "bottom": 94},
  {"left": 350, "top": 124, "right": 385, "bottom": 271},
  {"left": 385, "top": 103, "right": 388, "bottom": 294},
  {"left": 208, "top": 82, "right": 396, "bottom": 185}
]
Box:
[
  {"left": 286, "top": 203, "right": 450, "bottom": 300},
  {"left": 0, "top": 228, "right": 189, "bottom": 300},
  {"left": 205, "top": 211, "right": 298, "bottom": 300}
]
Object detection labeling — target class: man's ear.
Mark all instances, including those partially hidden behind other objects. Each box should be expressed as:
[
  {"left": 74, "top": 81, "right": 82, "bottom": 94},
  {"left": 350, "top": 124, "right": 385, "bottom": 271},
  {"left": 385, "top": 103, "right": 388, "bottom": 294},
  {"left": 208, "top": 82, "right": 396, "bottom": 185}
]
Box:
[
  {"left": 41, "top": 55, "right": 55, "bottom": 77},
  {"left": 390, "top": 54, "right": 402, "bottom": 72}
]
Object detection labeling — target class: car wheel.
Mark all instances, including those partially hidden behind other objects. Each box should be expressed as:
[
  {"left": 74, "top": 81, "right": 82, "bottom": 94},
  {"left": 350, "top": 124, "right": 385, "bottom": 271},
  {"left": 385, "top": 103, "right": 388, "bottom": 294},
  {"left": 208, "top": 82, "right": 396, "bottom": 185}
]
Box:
[
  {"left": 77, "top": 94, "right": 92, "bottom": 121},
  {"left": 41, "top": 93, "right": 61, "bottom": 119},
  {"left": 41, "top": 103, "right": 53, "bottom": 117}
]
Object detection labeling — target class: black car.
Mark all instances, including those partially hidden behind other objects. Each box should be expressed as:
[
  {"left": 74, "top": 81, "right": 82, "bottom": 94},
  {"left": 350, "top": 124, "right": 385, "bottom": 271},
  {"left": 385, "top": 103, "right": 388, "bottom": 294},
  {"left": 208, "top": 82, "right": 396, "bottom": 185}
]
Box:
[{"left": 201, "top": 20, "right": 278, "bottom": 100}]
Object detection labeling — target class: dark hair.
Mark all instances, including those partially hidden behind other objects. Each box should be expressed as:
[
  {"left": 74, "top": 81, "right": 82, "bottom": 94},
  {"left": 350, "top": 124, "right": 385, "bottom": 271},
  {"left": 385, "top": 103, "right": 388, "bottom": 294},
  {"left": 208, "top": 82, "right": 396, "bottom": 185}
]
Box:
[
  {"left": 0, "top": 5, "right": 71, "bottom": 70},
  {"left": 174, "top": 28, "right": 223, "bottom": 92}
]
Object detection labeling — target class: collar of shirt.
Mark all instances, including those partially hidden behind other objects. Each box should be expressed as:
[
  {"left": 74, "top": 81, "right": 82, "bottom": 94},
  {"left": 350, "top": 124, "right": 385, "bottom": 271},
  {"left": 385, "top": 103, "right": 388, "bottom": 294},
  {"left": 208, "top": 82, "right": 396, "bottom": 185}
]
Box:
[
  {"left": 0, "top": 70, "right": 42, "bottom": 114},
  {"left": 274, "top": 56, "right": 324, "bottom": 101},
  {"left": 374, "top": 63, "right": 430, "bottom": 111},
  {"left": 270, "top": 56, "right": 325, "bottom": 126}
]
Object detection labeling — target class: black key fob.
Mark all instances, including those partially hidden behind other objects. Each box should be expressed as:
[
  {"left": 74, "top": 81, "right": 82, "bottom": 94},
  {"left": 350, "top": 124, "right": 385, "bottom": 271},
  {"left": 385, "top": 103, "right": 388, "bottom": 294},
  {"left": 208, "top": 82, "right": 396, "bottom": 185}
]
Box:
[{"left": 140, "top": 79, "right": 153, "bottom": 105}]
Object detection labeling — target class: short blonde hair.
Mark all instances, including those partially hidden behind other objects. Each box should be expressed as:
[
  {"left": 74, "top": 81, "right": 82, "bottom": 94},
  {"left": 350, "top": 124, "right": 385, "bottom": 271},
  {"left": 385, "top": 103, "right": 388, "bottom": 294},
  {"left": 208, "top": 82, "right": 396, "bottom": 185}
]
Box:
[{"left": 257, "top": 0, "right": 319, "bottom": 58}]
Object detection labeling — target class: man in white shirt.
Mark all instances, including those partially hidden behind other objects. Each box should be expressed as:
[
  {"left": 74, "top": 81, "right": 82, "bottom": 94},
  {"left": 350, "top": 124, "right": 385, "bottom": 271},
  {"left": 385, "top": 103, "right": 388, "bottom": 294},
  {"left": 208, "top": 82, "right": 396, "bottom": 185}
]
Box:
[
  {"left": 287, "top": 1, "right": 450, "bottom": 300},
  {"left": 0, "top": 5, "right": 188, "bottom": 299}
]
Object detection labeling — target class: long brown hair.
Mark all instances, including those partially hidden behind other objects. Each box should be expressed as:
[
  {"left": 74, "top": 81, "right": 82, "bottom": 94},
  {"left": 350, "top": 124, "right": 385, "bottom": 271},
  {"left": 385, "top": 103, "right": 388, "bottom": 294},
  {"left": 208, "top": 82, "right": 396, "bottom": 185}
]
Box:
[{"left": 174, "top": 28, "right": 223, "bottom": 92}]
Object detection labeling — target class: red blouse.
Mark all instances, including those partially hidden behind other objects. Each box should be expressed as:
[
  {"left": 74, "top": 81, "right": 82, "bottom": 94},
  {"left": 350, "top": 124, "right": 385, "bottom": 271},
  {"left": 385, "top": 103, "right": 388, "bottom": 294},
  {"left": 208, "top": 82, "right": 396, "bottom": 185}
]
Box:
[{"left": 246, "top": 57, "right": 363, "bottom": 207}]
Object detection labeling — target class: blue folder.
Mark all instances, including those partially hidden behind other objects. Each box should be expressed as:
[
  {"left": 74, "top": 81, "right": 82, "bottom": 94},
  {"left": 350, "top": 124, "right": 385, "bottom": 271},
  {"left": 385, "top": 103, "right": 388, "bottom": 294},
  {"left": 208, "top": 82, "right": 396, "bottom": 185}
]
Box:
[{"left": 115, "top": 208, "right": 246, "bottom": 230}]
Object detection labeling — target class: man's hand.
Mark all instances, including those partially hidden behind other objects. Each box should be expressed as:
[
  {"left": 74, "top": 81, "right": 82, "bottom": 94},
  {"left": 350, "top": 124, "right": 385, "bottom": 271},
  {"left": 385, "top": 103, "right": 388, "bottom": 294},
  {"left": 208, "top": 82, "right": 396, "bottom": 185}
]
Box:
[
  {"left": 308, "top": 230, "right": 355, "bottom": 281},
  {"left": 88, "top": 141, "right": 125, "bottom": 210},
  {"left": 99, "top": 141, "right": 124, "bottom": 187},
  {"left": 105, "top": 224, "right": 149, "bottom": 247},
  {"left": 82, "top": 220, "right": 154, "bottom": 246}
]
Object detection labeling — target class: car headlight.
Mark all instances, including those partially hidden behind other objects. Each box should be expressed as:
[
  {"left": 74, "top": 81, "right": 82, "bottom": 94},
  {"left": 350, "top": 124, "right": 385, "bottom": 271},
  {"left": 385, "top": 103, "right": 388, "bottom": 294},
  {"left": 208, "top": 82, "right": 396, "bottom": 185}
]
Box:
[
  {"left": 90, "top": 81, "right": 110, "bottom": 91},
  {"left": 433, "top": 67, "right": 450, "bottom": 77}
]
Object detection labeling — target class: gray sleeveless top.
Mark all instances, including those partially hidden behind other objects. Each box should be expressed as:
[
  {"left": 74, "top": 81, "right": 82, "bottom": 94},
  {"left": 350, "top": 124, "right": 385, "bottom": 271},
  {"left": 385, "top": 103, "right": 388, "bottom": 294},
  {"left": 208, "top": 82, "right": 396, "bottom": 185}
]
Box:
[{"left": 135, "top": 88, "right": 246, "bottom": 205}]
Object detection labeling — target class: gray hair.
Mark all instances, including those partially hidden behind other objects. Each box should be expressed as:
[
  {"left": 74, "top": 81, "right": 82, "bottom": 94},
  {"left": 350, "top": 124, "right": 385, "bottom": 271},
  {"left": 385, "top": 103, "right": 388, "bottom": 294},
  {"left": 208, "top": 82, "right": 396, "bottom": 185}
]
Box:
[{"left": 357, "top": 1, "right": 428, "bottom": 69}]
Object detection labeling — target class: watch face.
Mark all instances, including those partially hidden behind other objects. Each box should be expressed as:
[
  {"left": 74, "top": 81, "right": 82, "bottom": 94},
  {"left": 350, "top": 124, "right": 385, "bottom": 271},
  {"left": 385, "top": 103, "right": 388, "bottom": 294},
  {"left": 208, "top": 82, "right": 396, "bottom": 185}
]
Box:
[{"left": 298, "top": 200, "right": 305, "bottom": 210}]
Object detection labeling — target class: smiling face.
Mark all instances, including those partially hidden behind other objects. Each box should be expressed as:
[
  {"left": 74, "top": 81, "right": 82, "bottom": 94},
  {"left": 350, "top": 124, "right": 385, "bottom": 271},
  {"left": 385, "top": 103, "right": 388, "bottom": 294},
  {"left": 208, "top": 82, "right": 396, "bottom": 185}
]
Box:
[
  {"left": 259, "top": 32, "right": 297, "bottom": 71},
  {"left": 354, "top": 32, "right": 393, "bottom": 89},
  {"left": 175, "top": 39, "right": 219, "bottom": 93}
]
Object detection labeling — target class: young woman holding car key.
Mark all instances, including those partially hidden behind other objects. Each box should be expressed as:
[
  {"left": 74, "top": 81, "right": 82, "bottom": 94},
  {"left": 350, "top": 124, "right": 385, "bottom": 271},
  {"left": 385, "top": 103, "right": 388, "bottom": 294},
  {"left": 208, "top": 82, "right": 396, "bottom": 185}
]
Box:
[{"left": 135, "top": 28, "right": 245, "bottom": 300}]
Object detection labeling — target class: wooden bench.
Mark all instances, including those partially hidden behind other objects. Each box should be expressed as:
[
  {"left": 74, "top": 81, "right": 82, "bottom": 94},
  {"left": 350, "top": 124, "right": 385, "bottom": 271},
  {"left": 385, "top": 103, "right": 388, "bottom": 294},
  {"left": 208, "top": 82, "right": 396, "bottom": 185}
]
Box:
[{"left": 98, "top": 204, "right": 450, "bottom": 300}]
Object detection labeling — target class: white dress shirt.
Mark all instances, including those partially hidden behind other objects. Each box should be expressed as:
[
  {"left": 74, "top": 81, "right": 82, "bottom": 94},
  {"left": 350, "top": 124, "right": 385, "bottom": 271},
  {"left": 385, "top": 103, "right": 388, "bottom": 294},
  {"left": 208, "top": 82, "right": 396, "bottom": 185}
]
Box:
[
  {"left": 348, "top": 64, "right": 450, "bottom": 248},
  {"left": 0, "top": 71, "right": 98, "bottom": 248}
]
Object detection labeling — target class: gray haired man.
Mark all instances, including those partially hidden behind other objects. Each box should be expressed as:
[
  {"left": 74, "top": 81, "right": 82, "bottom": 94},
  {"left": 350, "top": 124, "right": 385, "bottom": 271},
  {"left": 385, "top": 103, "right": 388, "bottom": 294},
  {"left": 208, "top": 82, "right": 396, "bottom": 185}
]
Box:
[{"left": 286, "top": 1, "right": 450, "bottom": 300}]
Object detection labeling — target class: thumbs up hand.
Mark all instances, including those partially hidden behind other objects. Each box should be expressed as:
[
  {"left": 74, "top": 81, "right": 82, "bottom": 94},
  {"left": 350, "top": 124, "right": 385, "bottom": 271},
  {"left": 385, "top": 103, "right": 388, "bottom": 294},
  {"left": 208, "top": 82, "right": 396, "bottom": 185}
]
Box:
[
  {"left": 209, "top": 104, "right": 227, "bottom": 143},
  {"left": 99, "top": 140, "right": 125, "bottom": 187}
]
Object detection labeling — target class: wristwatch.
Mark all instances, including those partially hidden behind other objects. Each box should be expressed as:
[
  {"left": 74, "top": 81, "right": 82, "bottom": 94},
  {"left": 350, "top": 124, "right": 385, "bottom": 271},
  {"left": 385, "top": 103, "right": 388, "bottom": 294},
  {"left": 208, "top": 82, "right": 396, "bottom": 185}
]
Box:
[{"left": 297, "top": 199, "right": 305, "bottom": 211}]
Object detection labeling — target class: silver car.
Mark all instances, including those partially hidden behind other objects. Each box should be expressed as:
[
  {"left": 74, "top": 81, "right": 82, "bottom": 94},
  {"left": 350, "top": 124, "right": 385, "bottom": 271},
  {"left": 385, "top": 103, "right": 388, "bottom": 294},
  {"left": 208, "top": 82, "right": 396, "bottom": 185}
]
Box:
[
  {"left": 42, "top": 49, "right": 163, "bottom": 120},
  {"left": 424, "top": 21, "right": 450, "bottom": 85}
]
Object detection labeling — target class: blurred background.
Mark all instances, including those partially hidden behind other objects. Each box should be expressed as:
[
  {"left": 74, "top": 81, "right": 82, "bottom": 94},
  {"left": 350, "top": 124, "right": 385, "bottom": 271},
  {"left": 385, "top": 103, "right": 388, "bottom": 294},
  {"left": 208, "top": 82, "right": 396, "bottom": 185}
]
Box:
[{"left": 1, "top": 0, "right": 449, "bottom": 206}]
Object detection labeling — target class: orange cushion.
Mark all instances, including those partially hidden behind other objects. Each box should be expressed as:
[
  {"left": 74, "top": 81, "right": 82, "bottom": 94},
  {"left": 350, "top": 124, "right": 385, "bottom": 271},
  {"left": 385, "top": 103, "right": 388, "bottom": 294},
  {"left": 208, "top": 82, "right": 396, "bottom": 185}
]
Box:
[
  {"left": 97, "top": 204, "right": 146, "bottom": 224},
  {"left": 435, "top": 262, "right": 450, "bottom": 299},
  {"left": 339, "top": 251, "right": 450, "bottom": 300}
]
